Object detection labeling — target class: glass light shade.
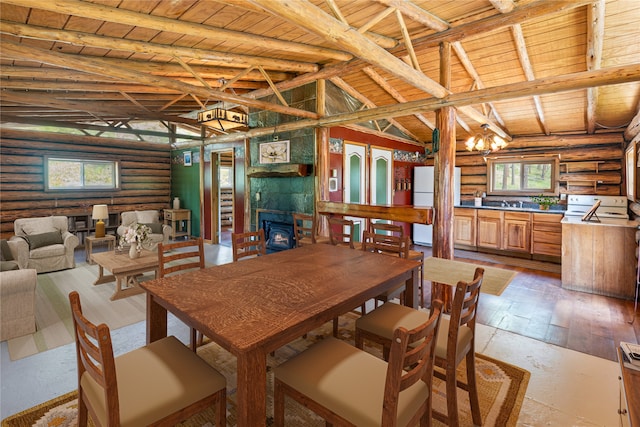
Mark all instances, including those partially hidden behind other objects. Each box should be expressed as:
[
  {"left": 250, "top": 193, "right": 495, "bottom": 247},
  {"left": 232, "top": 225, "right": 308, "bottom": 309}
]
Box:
[{"left": 465, "top": 124, "right": 507, "bottom": 154}]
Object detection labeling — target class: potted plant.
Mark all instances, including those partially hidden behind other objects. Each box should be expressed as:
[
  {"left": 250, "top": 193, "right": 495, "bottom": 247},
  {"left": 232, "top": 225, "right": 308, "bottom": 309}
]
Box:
[
  {"left": 530, "top": 194, "right": 558, "bottom": 210},
  {"left": 474, "top": 191, "right": 483, "bottom": 207}
]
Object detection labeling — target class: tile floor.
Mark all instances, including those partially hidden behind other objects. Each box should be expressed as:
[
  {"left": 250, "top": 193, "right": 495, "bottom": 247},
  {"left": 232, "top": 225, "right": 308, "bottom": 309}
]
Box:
[{"left": 0, "top": 243, "right": 629, "bottom": 425}]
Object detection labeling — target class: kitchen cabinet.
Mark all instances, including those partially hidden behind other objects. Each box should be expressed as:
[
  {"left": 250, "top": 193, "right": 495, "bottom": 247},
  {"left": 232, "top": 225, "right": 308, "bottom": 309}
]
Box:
[
  {"left": 562, "top": 217, "right": 637, "bottom": 299},
  {"left": 453, "top": 208, "right": 476, "bottom": 248},
  {"left": 477, "top": 210, "right": 502, "bottom": 250},
  {"left": 503, "top": 212, "right": 531, "bottom": 252},
  {"left": 532, "top": 213, "right": 563, "bottom": 258}
]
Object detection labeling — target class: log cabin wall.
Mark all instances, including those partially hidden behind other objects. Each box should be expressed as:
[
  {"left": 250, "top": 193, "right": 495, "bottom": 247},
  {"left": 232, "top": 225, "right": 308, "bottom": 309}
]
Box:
[
  {"left": 0, "top": 128, "right": 171, "bottom": 240},
  {"left": 432, "top": 133, "right": 626, "bottom": 201}
]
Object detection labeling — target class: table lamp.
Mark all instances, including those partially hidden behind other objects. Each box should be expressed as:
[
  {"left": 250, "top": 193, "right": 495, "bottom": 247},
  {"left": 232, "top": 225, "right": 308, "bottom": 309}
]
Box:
[{"left": 92, "top": 204, "right": 109, "bottom": 238}]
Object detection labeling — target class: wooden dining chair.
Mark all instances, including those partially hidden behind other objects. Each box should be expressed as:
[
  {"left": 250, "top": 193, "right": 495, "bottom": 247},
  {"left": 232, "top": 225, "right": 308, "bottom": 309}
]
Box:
[
  {"left": 354, "top": 267, "right": 485, "bottom": 427},
  {"left": 231, "top": 229, "right": 266, "bottom": 261},
  {"left": 274, "top": 300, "right": 443, "bottom": 427},
  {"left": 69, "top": 291, "right": 227, "bottom": 427},
  {"left": 292, "top": 212, "right": 329, "bottom": 246},
  {"left": 328, "top": 216, "right": 360, "bottom": 249},
  {"left": 158, "top": 238, "right": 206, "bottom": 351},
  {"left": 371, "top": 221, "right": 425, "bottom": 305}
]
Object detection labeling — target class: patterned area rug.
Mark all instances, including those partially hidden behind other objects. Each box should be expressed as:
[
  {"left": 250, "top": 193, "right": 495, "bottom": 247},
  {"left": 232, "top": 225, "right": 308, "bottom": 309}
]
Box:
[{"left": 2, "top": 314, "right": 530, "bottom": 427}]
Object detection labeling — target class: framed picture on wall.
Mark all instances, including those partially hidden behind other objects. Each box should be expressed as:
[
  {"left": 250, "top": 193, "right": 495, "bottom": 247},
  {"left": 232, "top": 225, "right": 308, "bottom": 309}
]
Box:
[
  {"left": 259, "top": 140, "right": 290, "bottom": 164},
  {"left": 626, "top": 141, "right": 636, "bottom": 201},
  {"left": 184, "top": 151, "right": 192, "bottom": 167}
]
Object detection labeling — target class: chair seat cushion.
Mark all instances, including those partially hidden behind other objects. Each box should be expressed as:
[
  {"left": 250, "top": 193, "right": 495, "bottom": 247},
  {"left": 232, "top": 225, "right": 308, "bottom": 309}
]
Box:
[
  {"left": 274, "top": 337, "right": 429, "bottom": 427},
  {"left": 356, "top": 303, "right": 473, "bottom": 365},
  {"left": 29, "top": 243, "right": 66, "bottom": 259},
  {"left": 80, "top": 336, "right": 226, "bottom": 427}
]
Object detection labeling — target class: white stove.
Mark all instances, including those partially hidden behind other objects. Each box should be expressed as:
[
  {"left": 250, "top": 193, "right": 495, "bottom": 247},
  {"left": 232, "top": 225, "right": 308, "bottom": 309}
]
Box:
[{"left": 564, "top": 195, "right": 629, "bottom": 220}]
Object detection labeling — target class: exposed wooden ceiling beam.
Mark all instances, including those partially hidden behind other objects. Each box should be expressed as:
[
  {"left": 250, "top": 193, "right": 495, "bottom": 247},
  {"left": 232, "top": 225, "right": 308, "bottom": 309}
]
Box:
[
  {"left": 200, "top": 63, "right": 640, "bottom": 145},
  {"left": 1, "top": 0, "right": 351, "bottom": 62},
  {"left": 250, "top": 0, "right": 507, "bottom": 140},
  {"left": 329, "top": 76, "right": 421, "bottom": 141},
  {"left": 0, "top": 20, "right": 316, "bottom": 74},
  {"left": 510, "top": 24, "right": 549, "bottom": 135},
  {"left": 0, "top": 39, "right": 319, "bottom": 120},
  {"left": 586, "top": 0, "right": 605, "bottom": 134},
  {"left": 625, "top": 101, "right": 640, "bottom": 142},
  {"left": 410, "top": 0, "right": 593, "bottom": 48}
]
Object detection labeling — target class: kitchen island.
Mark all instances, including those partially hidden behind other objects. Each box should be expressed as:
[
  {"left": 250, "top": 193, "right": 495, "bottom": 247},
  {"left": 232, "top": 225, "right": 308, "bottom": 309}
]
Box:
[{"left": 561, "top": 216, "right": 639, "bottom": 299}]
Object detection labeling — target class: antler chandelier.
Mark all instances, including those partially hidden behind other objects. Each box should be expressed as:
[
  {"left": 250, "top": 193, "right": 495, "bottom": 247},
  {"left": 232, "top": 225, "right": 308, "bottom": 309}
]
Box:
[{"left": 465, "top": 124, "right": 508, "bottom": 155}]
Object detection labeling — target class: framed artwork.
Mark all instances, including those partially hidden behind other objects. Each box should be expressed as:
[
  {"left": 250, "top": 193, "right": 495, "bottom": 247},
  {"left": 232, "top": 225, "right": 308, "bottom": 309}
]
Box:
[
  {"left": 184, "top": 151, "right": 192, "bottom": 166},
  {"left": 259, "top": 140, "right": 290, "bottom": 164},
  {"left": 626, "top": 141, "right": 637, "bottom": 201}
]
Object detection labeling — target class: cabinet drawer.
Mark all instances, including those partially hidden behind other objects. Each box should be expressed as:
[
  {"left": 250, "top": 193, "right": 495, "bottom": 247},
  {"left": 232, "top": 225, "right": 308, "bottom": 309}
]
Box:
[
  {"left": 505, "top": 211, "right": 531, "bottom": 221},
  {"left": 533, "top": 230, "right": 562, "bottom": 245},
  {"left": 532, "top": 241, "right": 561, "bottom": 257},
  {"left": 477, "top": 210, "right": 502, "bottom": 219},
  {"left": 533, "top": 222, "right": 561, "bottom": 233}
]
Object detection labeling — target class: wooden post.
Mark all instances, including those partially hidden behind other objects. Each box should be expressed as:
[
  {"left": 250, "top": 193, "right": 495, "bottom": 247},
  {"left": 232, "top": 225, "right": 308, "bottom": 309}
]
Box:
[
  {"left": 316, "top": 79, "right": 330, "bottom": 237},
  {"left": 432, "top": 41, "right": 456, "bottom": 311}
]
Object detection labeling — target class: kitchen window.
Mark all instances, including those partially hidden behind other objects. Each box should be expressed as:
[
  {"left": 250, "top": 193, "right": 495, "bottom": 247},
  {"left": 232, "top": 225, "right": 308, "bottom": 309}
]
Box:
[
  {"left": 45, "top": 157, "right": 119, "bottom": 190},
  {"left": 487, "top": 156, "right": 558, "bottom": 196}
]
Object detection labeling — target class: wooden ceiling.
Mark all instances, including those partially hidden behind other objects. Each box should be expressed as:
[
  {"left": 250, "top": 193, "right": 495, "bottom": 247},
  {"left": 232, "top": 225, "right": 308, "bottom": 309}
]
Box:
[{"left": 1, "top": 0, "right": 639, "bottom": 145}]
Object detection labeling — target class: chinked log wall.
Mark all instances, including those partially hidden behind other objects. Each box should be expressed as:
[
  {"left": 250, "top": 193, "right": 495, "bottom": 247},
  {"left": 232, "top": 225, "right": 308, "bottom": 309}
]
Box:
[
  {"left": 0, "top": 128, "right": 171, "bottom": 240},
  {"left": 448, "top": 133, "right": 625, "bottom": 199}
]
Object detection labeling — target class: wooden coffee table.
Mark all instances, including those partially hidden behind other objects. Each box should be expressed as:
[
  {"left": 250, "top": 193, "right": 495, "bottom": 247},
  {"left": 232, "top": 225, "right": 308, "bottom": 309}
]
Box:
[{"left": 91, "top": 250, "right": 159, "bottom": 301}]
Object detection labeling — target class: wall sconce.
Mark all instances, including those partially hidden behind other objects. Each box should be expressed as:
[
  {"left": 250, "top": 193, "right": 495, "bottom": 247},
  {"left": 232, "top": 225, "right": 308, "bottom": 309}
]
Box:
[{"left": 331, "top": 169, "right": 338, "bottom": 178}]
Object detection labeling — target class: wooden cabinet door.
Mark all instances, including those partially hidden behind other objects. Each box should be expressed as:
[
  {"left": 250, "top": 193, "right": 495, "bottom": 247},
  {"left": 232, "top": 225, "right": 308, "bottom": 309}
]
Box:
[
  {"left": 477, "top": 210, "right": 502, "bottom": 249},
  {"left": 454, "top": 208, "right": 476, "bottom": 247},
  {"left": 503, "top": 212, "right": 531, "bottom": 252},
  {"left": 532, "top": 213, "right": 562, "bottom": 256}
]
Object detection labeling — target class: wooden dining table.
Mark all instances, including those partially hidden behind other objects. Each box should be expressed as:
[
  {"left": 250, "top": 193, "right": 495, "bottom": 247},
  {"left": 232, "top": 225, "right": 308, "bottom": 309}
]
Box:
[{"left": 139, "top": 243, "right": 421, "bottom": 426}]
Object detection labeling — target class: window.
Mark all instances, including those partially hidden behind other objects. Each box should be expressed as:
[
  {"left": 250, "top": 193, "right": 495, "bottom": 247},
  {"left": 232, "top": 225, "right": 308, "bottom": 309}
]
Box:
[
  {"left": 46, "top": 157, "right": 119, "bottom": 190},
  {"left": 219, "top": 166, "right": 233, "bottom": 188},
  {"left": 487, "top": 156, "right": 558, "bottom": 196}
]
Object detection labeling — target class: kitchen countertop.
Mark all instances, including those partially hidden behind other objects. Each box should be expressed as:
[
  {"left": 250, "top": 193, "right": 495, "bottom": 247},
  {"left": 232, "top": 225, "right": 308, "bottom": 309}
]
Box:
[
  {"left": 561, "top": 215, "right": 639, "bottom": 227},
  {"left": 457, "top": 204, "right": 566, "bottom": 214}
]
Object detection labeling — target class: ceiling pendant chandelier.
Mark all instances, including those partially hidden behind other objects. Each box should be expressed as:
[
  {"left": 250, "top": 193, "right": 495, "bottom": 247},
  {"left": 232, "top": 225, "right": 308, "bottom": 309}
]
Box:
[{"left": 465, "top": 124, "right": 508, "bottom": 155}]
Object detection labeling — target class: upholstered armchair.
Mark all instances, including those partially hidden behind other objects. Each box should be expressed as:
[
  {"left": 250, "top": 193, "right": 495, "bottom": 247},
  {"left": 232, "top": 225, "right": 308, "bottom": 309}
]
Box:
[
  {"left": 0, "top": 268, "right": 37, "bottom": 341},
  {"left": 11, "top": 216, "right": 79, "bottom": 273},
  {"left": 116, "top": 210, "right": 171, "bottom": 251}
]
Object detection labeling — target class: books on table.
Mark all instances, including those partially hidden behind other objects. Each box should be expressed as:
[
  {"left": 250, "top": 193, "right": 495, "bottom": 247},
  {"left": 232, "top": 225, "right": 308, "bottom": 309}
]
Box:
[{"left": 620, "top": 342, "right": 640, "bottom": 371}]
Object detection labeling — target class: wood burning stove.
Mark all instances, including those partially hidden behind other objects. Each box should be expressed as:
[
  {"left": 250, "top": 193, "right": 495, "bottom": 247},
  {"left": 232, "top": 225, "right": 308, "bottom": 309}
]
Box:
[{"left": 257, "top": 210, "right": 295, "bottom": 253}]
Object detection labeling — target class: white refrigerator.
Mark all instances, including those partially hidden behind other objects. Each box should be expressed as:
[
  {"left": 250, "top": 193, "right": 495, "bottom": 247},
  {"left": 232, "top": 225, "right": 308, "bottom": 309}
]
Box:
[{"left": 412, "top": 166, "right": 461, "bottom": 246}]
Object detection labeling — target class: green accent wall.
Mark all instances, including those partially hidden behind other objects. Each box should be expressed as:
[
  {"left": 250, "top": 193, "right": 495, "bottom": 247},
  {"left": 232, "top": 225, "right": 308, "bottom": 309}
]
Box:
[{"left": 171, "top": 149, "right": 201, "bottom": 237}]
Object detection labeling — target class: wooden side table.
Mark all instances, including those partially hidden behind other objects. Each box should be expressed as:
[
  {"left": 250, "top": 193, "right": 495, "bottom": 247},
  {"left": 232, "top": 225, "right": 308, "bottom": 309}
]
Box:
[
  {"left": 164, "top": 209, "right": 191, "bottom": 240},
  {"left": 85, "top": 235, "right": 116, "bottom": 264}
]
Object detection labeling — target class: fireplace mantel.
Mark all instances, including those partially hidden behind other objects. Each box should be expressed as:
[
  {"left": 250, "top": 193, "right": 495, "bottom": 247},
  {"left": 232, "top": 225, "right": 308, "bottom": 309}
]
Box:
[{"left": 247, "top": 164, "right": 311, "bottom": 177}]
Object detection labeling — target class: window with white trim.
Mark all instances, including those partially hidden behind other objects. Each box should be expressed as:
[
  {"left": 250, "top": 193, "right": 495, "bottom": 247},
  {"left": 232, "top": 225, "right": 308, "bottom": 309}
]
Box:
[
  {"left": 45, "top": 157, "right": 119, "bottom": 190},
  {"left": 487, "top": 156, "right": 558, "bottom": 196}
]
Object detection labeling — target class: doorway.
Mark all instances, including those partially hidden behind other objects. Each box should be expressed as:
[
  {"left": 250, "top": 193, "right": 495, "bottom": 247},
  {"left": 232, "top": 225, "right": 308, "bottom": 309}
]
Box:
[{"left": 210, "top": 150, "right": 234, "bottom": 246}]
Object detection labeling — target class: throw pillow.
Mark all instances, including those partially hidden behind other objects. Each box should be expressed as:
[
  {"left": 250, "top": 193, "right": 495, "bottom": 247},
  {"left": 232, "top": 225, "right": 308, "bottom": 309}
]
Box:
[
  {"left": 25, "top": 231, "right": 63, "bottom": 250},
  {"left": 0, "top": 239, "right": 14, "bottom": 261},
  {"left": 21, "top": 217, "right": 55, "bottom": 235},
  {"left": 141, "top": 223, "right": 163, "bottom": 234},
  {"left": 0, "top": 260, "right": 19, "bottom": 271},
  {"left": 136, "top": 210, "right": 159, "bottom": 224}
]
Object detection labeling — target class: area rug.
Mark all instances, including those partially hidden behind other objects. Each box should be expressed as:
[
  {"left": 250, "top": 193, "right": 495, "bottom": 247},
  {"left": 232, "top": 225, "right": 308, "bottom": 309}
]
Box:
[
  {"left": 423, "top": 256, "right": 519, "bottom": 296},
  {"left": 6, "top": 262, "right": 148, "bottom": 361},
  {"left": 2, "top": 314, "right": 530, "bottom": 427}
]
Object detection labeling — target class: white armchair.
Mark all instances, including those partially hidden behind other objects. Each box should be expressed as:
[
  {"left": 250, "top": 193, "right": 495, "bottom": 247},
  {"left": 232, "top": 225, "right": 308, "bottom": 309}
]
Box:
[
  {"left": 11, "top": 216, "right": 79, "bottom": 273},
  {"left": 117, "top": 210, "right": 171, "bottom": 251}
]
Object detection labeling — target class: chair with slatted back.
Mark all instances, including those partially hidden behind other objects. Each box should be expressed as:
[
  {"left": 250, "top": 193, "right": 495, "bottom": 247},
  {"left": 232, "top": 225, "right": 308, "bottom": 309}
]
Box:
[
  {"left": 69, "top": 291, "right": 227, "bottom": 427},
  {"left": 328, "top": 217, "right": 356, "bottom": 249},
  {"left": 231, "top": 229, "right": 266, "bottom": 261},
  {"left": 158, "top": 238, "right": 206, "bottom": 351},
  {"left": 362, "top": 230, "right": 411, "bottom": 307},
  {"left": 274, "top": 300, "right": 442, "bottom": 427},
  {"left": 371, "top": 221, "right": 425, "bottom": 306},
  {"left": 354, "top": 267, "right": 485, "bottom": 427},
  {"left": 292, "top": 213, "right": 329, "bottom": 247}
]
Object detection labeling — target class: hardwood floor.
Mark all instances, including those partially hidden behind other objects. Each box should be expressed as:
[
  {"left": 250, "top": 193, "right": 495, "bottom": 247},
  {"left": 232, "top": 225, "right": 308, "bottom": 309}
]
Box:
[{"left": 415, "top": 246, "right": 640, "bottom": 362}]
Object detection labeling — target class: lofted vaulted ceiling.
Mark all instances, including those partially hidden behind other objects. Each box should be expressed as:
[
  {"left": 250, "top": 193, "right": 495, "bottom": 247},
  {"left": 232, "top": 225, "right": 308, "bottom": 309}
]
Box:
[{"left": 1, "top": 0, "right": 639, "bottom": 145}]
